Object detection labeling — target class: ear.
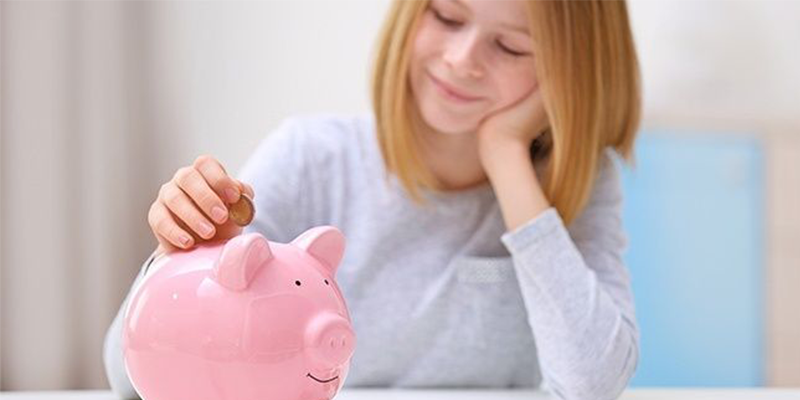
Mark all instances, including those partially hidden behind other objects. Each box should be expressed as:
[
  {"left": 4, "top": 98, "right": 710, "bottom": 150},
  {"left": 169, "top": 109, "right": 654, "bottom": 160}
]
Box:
[
  {"left": 213, "top": 233, "right": 273, "bottom": 291},
  {"left": 290, "top": 226, "right": 345, "bottom": 275}
]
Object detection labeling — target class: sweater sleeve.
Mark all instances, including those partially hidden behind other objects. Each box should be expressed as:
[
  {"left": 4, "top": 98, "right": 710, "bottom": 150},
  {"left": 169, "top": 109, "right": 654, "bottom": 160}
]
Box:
[
  {"left": 499, "top": 148, "right": 640, "bottom": 400},
  {"left": 102, "top": 116, "right": 311, "bottom": 399}
]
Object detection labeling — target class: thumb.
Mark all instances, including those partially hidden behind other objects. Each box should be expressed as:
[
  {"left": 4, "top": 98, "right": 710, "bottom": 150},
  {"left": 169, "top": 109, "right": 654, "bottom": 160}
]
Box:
[{"left": 235, "top": 180, "right": 255, "bottom": 199}]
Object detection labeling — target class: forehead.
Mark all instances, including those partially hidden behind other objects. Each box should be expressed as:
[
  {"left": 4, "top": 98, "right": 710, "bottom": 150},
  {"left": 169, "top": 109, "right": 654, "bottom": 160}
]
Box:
[{"left": 438, "top": 0, "right": 530, "bottom": 34}]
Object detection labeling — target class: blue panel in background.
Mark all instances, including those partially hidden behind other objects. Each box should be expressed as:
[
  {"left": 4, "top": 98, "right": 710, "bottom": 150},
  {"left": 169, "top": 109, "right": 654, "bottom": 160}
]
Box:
[{"left": 619, "top": 132, "right": 764, "bottom": 387}]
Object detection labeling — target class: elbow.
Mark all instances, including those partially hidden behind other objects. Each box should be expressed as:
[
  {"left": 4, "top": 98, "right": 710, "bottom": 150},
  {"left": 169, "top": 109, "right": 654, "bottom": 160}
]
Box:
[
  {"left": 544, "top": 335, "right": 639, "bottom": 400},
  {"left": 594, "top": 342, "right": 638, "bottom": 400}
]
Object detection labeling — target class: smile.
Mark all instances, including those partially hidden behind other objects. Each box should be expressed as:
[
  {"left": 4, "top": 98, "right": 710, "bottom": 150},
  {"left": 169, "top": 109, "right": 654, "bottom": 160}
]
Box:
[
  {"left": 307, "top": 373, "right": 339, "bottom": 383},
  {"left": 428, "top": 72, "right": 483, "bottom": 103}
]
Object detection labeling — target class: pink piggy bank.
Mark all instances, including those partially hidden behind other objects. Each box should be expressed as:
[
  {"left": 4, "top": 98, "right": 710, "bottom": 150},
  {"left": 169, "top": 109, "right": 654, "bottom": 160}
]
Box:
[{"left": 122, "top": 226, "right": 356, "bottom": 400}]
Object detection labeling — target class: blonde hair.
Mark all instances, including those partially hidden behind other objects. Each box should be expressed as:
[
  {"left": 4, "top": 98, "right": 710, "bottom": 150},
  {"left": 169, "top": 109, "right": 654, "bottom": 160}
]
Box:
[{"left": 369, "top": 0, "right": 641, "bottom": 224}]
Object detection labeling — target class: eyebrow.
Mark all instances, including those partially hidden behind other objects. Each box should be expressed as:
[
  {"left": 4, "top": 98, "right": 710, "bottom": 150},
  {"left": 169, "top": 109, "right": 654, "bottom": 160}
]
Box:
[{"left": 447, "top": 0, "right": 531, "bottom": 36}]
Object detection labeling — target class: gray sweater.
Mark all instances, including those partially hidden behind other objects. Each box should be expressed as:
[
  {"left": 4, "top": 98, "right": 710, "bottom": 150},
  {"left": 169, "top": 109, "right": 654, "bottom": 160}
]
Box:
[{"left": 103, "top": 113, "right": 640, "bottom": 400}]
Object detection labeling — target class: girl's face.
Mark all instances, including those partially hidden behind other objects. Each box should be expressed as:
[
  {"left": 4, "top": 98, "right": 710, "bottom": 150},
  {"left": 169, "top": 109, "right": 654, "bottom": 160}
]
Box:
[{"left": 409, "top": 0, "right": 538, "bottom": 136}]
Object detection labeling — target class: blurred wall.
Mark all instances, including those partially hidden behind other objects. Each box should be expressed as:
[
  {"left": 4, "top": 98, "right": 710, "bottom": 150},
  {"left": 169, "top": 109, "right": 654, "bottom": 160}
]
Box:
[{"left": 140, "top": 0, "right": 389, "bottom": 174}]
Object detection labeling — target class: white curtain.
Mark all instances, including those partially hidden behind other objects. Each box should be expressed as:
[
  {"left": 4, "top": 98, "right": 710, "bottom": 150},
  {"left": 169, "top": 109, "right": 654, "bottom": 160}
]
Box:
[{"left": 1, "top": 1, "right": 157, "bottom": 390}]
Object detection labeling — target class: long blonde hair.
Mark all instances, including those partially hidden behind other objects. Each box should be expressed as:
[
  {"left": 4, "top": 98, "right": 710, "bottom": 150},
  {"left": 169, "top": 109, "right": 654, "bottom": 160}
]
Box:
[{"left": 369, "top": 0, "right": 641, "bottom": 224}]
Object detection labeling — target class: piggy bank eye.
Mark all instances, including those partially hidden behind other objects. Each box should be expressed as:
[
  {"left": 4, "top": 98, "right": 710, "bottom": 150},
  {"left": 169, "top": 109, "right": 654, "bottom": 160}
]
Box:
[
  {"left": 295, "top": 280, "right": 302, "bottom": 286},
  {"left": 324, "top": 279, "right": 329, "bottom": 285}
]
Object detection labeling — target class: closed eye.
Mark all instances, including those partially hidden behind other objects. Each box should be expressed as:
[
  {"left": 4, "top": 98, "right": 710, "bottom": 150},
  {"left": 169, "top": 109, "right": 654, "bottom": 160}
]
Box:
[
  {"left": 496, "top": 41, "right": 528, "bottom": 57},
  {"left": 430, "top": 8, "right": 530, "bottom": 58},
  {"left": 431, "top": 8, "right": 462, "bottom": 28}
]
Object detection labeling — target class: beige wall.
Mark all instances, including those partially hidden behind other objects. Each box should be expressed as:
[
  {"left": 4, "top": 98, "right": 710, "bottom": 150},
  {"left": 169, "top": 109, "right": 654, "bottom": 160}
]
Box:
[{"left": 765, "top": 129, "right": 800, "bottom": 386}]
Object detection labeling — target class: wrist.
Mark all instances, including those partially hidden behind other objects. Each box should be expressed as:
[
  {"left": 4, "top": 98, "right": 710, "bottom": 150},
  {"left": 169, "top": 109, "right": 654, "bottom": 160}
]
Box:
[{"left": 481, "top": 139, "right": 532, "bottom": 179}]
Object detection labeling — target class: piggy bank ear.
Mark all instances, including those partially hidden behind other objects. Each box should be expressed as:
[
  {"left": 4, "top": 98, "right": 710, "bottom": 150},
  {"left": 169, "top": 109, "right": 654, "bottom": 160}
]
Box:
[
  {"left": 291, "top": 226, "right": 345, "bottom": 275},
  {"left": 213, "top": 233, "right": 273, "bottom": 291}
]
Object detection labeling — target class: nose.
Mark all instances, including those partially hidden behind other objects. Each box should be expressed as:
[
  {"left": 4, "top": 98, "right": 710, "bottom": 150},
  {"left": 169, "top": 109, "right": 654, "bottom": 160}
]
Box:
[
  {"left": 304, "top": 311, "right": 356, "bottom": 368},
  {"left": 443, "top": 29, "right": 484, "bottom": 79}
]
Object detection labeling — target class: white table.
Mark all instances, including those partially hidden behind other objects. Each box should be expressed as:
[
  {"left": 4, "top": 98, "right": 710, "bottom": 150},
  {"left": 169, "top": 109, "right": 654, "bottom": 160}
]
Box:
[{"left": 1, "top": 389, "right": 798, "bottom": 400}]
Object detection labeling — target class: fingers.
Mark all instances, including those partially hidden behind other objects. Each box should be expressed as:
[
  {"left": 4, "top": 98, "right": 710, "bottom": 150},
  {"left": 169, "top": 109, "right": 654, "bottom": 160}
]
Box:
[
  {"left": 173, "top": 165, "right": 229, "bottom": 226},
  {"left": 193, "top": 155, "right": 242, "bottom": 204},
  {"left": 148, "top": 154, "right": 255, "bottom": 255},
  {"left": 158, "top": 181, "right": 217, "bottom": 240},
  {"left": 148, "top": 199, "right": 195, "bottom": 250},
  {"left": 239, "top": 182, "right": 255, "bottom": 199}
]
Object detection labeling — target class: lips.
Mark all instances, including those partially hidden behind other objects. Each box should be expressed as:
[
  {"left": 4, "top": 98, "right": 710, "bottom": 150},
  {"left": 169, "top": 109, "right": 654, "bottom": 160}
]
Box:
[{"left": 427, "top": 71, "right": 483, "bottom": 102}]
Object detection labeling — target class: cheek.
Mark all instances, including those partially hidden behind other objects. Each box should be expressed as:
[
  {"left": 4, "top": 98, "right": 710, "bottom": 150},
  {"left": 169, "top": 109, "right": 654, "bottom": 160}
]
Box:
[
  {"left": 491, "top": 63, "right": 539, "bottom": 107},
  {"left": 410, "top": 23, "right": 441, "bottom": 69},
  {"left": 409, "top": 23, "right": 448, "bottom": 105}
]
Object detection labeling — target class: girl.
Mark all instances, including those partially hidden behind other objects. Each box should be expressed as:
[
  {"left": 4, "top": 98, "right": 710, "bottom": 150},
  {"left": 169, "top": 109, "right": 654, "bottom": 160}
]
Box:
[{"left": 104, "top": 1, "right": 641, "bottom": 399}]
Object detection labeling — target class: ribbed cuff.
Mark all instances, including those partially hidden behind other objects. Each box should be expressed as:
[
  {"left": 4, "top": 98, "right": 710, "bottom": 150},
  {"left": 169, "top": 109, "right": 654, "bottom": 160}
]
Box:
[{"left": 500, "top": 207, "right": 563, "bottom": 255}]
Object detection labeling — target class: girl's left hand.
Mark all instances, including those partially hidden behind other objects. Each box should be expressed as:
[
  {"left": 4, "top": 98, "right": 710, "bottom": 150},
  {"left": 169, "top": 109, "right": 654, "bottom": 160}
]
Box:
[{"left": 476, "top": 86, "right": 549, "bottom": 168}]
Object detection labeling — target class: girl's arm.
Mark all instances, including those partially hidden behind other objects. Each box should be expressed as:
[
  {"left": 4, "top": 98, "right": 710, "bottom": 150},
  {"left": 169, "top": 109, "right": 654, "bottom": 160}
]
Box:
[{"left": 488, "top": 148, "right": 639, "bottom": 400}]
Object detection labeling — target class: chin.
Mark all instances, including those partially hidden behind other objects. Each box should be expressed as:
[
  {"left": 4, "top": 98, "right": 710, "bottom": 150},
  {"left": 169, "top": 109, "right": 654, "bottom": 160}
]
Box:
[{"left": 418, "top": 101, "right": 482, "bottom": 136}]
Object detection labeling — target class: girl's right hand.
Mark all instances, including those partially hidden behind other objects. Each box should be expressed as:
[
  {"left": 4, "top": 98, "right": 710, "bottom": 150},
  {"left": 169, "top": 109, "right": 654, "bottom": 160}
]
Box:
[{"left": 148, "top": 155, "right": 255, "bottom": 255}]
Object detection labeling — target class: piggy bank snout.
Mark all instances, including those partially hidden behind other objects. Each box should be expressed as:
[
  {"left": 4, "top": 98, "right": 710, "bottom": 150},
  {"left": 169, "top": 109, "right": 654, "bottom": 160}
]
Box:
[{"left": 305, "top": 312, "right": 355, "bottom": 368}]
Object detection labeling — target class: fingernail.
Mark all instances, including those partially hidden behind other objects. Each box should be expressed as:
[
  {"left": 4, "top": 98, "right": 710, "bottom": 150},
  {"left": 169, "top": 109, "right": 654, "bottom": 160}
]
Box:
[
  {"left": 179, "top": 234, "right": 192, "bottom": 247},
  {"left": 225, "top": 188, "right": 239, "bottom": 203},
  {"left": 199, "top": 222, "right": 214, "bottom": 237},
  {"left": 211, "top": 206, "right": 227, "bottom": 223}
]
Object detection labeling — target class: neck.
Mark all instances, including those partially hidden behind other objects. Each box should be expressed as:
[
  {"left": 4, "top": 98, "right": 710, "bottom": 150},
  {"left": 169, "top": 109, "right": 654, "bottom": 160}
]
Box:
[{"left": 414, "top": 118, "right": 489, "bottom": 191}]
